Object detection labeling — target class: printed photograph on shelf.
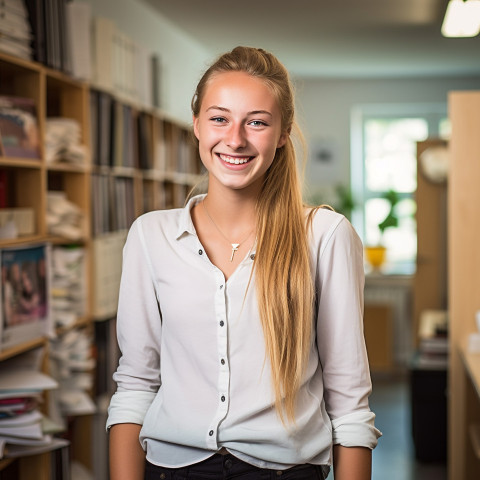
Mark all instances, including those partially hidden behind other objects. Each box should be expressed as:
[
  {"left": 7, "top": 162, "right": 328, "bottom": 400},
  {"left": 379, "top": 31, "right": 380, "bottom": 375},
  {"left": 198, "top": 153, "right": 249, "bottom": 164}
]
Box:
[
  {"left": 0, "top": 243, "right": 52, "bottom": 351},
  {"left": 0, "top": 95, "right": 41, "bottom": 160}
]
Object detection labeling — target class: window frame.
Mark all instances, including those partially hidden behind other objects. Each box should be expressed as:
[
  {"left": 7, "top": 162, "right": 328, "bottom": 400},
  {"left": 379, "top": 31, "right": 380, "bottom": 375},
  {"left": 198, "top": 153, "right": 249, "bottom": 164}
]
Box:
[{"left": 350, "top": 103, "right": 447, "bottom": 272}]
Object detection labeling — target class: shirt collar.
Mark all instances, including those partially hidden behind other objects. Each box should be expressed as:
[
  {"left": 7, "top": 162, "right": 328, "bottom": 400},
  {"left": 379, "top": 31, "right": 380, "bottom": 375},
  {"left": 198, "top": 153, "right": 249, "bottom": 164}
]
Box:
[
  {"left": 175, "top": 193, "right": 257, "bottom": 258},
  {"left": 175, "top": 194, "right": 207, "bottom": 240}
]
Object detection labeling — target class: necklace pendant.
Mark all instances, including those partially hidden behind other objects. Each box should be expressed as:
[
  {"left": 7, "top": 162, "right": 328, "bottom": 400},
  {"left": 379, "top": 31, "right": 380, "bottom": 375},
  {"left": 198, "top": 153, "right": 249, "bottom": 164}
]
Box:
[{"left": 230, "top": 243, "right": 240, "bottom": 262}]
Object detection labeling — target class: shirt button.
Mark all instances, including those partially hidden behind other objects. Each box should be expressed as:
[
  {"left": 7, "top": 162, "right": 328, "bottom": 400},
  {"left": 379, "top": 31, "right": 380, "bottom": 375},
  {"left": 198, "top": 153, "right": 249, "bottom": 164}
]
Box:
[
  {"left": 220, "top": 320, "right": 224, "bottom": 327},
  {"left": 221, "top": 395, "right": 226, "bottom": 402},
  {"left": 198, "top": 249, "right": 203, "bottom": 255},
  {"left": 250, "top": 254, "right": 255, "bottom": 260},
  {"left": 276, "top": 472, "right": 283, "bottom": 476},
  {"left": 221, "top": 358, "right": 225, "bottom": 365},
  {"left": 220, "top": 285, "right": 224, "bottom": 289},
  {"left": 209, "top": 430, "right": 214, "bottom": 436},
  {"left": 160, "top": 474, "right": 166, "bottom": 480}
]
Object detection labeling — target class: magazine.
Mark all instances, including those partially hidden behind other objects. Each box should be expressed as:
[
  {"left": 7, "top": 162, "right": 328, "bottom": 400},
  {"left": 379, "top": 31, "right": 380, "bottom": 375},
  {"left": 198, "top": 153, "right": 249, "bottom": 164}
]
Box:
[
  {"left": 0, "top": 243, "right": 52, "bottom": 351},
  {"left": 0, "top": 96, "right": 41, "bottom": 159}
]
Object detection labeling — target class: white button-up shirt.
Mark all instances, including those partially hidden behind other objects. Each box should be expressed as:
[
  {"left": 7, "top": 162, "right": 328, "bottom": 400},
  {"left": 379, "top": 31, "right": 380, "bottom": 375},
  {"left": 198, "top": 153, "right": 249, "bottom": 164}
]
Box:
[{"left": 107, "top": 195, "right": 381, "bottom": 469}]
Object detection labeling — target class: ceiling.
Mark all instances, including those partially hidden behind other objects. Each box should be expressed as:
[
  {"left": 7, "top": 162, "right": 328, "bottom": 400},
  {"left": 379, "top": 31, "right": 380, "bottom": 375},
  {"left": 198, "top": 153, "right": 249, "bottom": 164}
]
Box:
[{"left": 142, "top": 0, "right": 480, "bottom": 79}]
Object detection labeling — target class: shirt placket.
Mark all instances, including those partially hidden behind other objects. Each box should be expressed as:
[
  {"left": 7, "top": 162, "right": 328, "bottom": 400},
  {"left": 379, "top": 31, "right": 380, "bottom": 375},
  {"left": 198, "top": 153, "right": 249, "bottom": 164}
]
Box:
[{"left": 205, "top": 268, "right": 231, "bottom": 448}]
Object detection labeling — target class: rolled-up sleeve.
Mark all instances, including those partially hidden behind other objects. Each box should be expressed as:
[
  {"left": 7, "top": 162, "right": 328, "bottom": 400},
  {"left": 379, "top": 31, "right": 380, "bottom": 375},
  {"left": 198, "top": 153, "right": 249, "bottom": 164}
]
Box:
[
  {"left": 106, "top": 217, "right": 163, "bottom": 430},
  {"left": 316, "top": 216, "right": 381, "bottom": 448}
]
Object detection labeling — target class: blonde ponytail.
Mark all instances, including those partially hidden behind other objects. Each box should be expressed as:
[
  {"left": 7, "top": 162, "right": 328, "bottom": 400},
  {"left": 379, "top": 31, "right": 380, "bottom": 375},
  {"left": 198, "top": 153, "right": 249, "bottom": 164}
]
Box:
[{"left": 192, "top": 46, "right": 314, "bottom": 423}]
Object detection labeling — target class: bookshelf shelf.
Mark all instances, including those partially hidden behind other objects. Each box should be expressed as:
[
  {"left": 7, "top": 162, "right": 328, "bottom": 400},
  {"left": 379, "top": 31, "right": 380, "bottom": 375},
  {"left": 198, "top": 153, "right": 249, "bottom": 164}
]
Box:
[
  {"left": 0, "top": 51, "right": 42, "bottom": 72},
  {"left": 47, "top": 163, "right": 91, "bottom": 173},
  {"left": 110, "top": 166, "right": 140, "bottom": 178},
  {"left": 0, "top": 235, "right": 45, "bottom": 248},
  {"left": 47, "top": 235, "right": 89, "bottom": 246},
  {"left": 55, "top": 316, "right": 91, "bottom": 336},
  {"left": 0, "top": 336, "right": 46, "bottom": 362},
  {"left": 0, "top": 158, "right": 43, "bottom": 168}
]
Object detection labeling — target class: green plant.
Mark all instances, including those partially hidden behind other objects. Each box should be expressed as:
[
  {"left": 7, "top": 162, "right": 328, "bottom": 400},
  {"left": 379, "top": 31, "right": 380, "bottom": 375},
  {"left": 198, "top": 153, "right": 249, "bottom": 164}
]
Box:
[
  {"left": 378, "top": 189, "right": 399, "bottom": 239},
  {"left": 335, "top": 184, "right": 355, "bottom": 221}
]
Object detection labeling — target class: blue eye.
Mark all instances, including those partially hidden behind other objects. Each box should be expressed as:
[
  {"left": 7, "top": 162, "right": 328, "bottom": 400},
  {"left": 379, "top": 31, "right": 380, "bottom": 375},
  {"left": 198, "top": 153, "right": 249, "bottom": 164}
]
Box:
[
  {"left": 210, "top": 117, "right": 226, "bottom": 123},
  {"left": 249, "top": 120, "right": 268, "bottom": 127}
]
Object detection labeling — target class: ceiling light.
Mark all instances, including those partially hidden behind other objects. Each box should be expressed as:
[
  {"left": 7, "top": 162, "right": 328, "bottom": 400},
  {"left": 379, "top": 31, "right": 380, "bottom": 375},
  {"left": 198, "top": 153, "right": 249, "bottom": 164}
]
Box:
[{"left": 442, "top": 0, "right": 480, "bottom": 37}]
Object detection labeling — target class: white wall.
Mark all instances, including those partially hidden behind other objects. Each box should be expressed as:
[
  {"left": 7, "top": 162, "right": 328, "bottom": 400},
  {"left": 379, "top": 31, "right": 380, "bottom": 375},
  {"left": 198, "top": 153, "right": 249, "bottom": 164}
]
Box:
[
  {"left": 79, "top": 0, "right": 213, "bottom": 123},
  {"left": 295, "top": 75, "right": 480, "bottom": 201},
  {"left": 75, "top": 0, "right": 480, "bottom": 194}
]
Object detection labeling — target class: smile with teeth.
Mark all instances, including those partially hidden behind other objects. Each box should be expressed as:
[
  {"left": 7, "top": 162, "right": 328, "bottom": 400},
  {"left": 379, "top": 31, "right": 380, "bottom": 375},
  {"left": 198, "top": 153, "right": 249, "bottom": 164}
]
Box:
[{"left": 218, "top": 153, "right": 253, "bottom": 165}]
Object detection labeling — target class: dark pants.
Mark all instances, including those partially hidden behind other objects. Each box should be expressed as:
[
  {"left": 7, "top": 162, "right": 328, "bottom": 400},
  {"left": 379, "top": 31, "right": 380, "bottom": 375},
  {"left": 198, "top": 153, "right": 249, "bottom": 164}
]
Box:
[{"left": 144, "top": 453, "right": 328, "bottom": 479}]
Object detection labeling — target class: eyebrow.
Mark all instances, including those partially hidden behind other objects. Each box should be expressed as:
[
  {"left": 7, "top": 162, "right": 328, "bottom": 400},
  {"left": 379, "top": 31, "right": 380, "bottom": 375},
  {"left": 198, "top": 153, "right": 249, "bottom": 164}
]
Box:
[{"left": 206, "top": 106, "right": 272, "bottom": 117}]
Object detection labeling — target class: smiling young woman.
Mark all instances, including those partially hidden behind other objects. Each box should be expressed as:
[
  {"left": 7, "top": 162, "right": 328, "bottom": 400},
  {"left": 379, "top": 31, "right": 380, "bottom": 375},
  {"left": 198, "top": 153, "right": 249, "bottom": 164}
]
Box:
[{"left": 107, "top": 46, "right": 381, "bottom": 480}]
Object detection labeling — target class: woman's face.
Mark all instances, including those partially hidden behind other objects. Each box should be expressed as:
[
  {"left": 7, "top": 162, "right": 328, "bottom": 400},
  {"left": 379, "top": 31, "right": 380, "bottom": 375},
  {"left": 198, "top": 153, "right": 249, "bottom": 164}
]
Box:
[{"left": 193, "top": 71, "right": 288, "bottom": 194}]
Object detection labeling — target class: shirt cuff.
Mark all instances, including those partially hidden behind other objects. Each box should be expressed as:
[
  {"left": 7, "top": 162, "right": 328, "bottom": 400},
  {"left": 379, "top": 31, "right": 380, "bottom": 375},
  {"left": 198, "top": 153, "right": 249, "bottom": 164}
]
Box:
[
  {"left": 106, "top": 390, "right": 156, "bottom": 431},
  {"left": 331, "top": 410, "right": 382, "bottom": 449}
]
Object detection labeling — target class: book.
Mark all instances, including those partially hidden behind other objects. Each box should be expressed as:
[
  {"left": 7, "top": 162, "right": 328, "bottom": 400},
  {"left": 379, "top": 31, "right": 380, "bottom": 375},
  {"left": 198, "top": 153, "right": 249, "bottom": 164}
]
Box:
[
  {"left": 94, "top": 318, "right": 120, "bottom": 397},
  {"left": 137, "top": 112, "right": 153, "bottom": 170},
  {"left": 65, "top": 1, "right": 91, "bottom": 81},
  {"left": 56, "top": 0, "right": 71, "bottom": 74},
  {"left": 91, "top": 16, "right": 115, "bottom": 91},
  {"left": 151, "top": 53, "right": 161, "bottom": 108},
  {"left": 0, "top": 169, "right": 7, "bottom": 208},
  {"left": 0, "top": 96, "right": 40, "bottom": 159},
  {"left": 43, "top": 0, "right": 58, "bottom": 69},
  {"left": 0, "top": 243, "right": 52, "bottom": 352},
  {"left": 91, "top": 231, "right": 126, "bottom": 319},
  {"left": 24, "top": 0, "right": 45, "bottom": 63}
]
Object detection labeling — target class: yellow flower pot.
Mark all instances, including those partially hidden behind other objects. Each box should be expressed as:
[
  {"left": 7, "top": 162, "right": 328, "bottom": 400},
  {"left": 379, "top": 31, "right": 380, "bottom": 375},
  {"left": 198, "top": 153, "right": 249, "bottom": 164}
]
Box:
[{"left": 365, "top": 246, "right": 386, "bottom": 270}]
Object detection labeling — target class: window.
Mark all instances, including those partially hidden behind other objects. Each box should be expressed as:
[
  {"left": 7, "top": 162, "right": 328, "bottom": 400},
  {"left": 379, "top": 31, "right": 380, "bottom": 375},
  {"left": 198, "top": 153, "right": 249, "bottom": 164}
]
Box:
[{"left": 351, "top": 104, "right": 448, "bottom": 274}]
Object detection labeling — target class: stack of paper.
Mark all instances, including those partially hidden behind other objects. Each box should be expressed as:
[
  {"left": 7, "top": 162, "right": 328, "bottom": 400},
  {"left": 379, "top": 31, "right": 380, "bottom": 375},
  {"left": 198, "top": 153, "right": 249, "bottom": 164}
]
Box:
[
  {"left": 0, "top": 0, "right": 33, "bottom": 60},
  {"left": 0, "top": 367, "right": 59, "bottom": 459},
  {"left": 417, "top": 309, "right": 449, "bottom": 369},
  {"left": 46, "top": 191, "right": 84, "bottom": 240},
  {"left": 49, "top": 328, "right": 96, "bottom": 417},
  {"left": 51, "top": 246, "right": 86, "bottom": 328},
  {"left": 45, "top": 117, "right": 87, "bottom": 165}
]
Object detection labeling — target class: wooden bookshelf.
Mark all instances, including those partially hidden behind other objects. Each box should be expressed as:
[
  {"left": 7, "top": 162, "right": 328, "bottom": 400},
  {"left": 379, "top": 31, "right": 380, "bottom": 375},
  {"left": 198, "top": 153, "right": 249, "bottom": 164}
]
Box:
[
  {"left": 0, "top": 49, "right": 92, "bottom": 477},
  {"left": 0, "top": 44, "right": 203, "bottom": 476},
  {"left": 448, "top": 91, "right": 480, "bottom": 480}
]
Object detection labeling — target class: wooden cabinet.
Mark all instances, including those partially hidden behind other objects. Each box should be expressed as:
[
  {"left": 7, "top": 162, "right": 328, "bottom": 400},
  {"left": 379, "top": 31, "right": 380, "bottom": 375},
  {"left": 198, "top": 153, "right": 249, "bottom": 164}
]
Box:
[
  {"left": 448, "top": 90, "right": 480, "bottom": 480},
  {"left": 0, "top": 50, "right": 202, "bottom": 478}
]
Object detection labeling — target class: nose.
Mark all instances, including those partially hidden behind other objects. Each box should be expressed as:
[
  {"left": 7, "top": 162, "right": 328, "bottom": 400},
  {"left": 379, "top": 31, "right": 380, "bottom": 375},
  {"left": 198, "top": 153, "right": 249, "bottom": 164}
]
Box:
[{"left": 226, "top": 123, "right": 247, "bottom": 150}]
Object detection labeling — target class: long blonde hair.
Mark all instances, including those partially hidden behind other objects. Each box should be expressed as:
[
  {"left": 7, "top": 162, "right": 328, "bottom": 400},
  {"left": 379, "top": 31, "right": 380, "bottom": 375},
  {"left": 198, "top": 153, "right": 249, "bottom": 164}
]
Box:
[{"left": 192, "top": 46, "right": 314, "bottom": 424}]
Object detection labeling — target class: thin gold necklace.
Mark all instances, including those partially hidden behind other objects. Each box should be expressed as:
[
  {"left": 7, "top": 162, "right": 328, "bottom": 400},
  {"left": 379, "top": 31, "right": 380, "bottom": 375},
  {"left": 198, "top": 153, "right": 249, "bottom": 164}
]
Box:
[{"left": 202, "top": 200, "right": 254, "bottom": 262}]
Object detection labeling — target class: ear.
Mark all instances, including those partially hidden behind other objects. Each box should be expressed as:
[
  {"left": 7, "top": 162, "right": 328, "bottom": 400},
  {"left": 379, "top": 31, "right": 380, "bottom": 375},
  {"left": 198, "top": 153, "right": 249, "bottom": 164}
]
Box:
[
  {"left": 193, "top": 115, "right": 200, "bottom": 140},
  {"left": 276, "top": 128, "right": 290, "bottom": 148}
]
